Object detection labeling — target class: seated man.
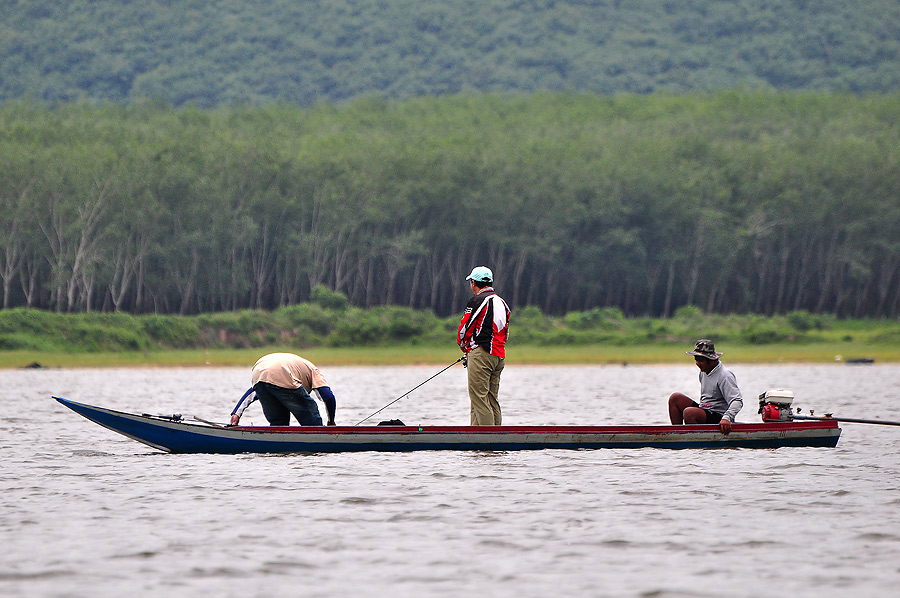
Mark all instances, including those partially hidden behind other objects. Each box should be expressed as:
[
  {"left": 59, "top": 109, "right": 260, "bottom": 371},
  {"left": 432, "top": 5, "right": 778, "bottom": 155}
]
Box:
[
  {"left": 668, "top": 339, "right": 742, "bottom": 434},
  {"left": 230, "top": 352, "right": 336, "bottom": 426}
]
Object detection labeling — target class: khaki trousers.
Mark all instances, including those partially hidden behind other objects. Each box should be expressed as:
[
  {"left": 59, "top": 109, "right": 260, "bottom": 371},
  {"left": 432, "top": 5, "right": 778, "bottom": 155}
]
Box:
[{"left": 467, "top": 346, "right": 504, "bottom": 425}]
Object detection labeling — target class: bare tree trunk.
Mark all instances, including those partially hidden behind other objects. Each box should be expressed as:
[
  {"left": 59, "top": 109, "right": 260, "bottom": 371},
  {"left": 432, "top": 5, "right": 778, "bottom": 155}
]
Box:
[
  {"left": 791, "top": 234, "right": 815, "bottom": 311},
  {"left": 662, "top": 260, "right": 676, "bottom": 318},
  {"left": 108, "top": 230, "right": 147, "bottom": 312},
  {"left": 366, "top": 255, "right": 377, "bottom": 308},
  {"left": 542, "top": 269, "right": 558, "bottom": 313},
  {"left": 511, "top": 249, "right": 529, "bottom": 309},
  {"left": 0, "top": 237, "right": 22, "bottom": 309},
  {"left": 179, "top": 247, "right": 201, "bottom": 315},
  {"left": 643, "top": 262, "right": 661, "bottom": 316},
  {"left": 80, "top": 271, "right": 95, "bottom": 311},
  {"left": 134, "top": 256, "right": 146, "bottom": 313},
  {"left": 19, "top": 255, "right": 41, "bottom": 308},
  {"left": 874, "top": 252, "right": 899, "bottom": 316},
  {"left": 853, "top": 266, "right": 874, "bottom": 318},
  {"left": 407, "top": 255, "right": 424, "bottom": 308},
  {"left": 684, "top": 235, "right": 704, "bottom": 308},
  {"left": 0, "top": 184, "right": 35, "bottom": 309},
  {"left": 815, "top": 229, "right": 842, "bottom": 313},
  {"left": 305, "top": 186, "right": 333, "bottom": 292},
  {"left": 249, "top": 221, "right": 276, "bottom": 309},
  {"left": 428, "top": 247, "right": 452, "bottom": 314}
]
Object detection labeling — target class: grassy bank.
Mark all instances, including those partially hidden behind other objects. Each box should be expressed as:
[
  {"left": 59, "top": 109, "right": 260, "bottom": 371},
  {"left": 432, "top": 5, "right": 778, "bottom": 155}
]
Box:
[
  {"left": 4, "top": 341, "right": 897, "bottom": 369},
  {"left": 2, "top": 301, "right": 898, "bottom": 368}
]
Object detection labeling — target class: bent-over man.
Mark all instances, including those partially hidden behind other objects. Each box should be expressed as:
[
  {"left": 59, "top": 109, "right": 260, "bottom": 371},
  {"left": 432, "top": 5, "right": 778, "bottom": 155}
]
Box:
[{"left": 230, "top": 352, "right": 337, "bottom": 426}]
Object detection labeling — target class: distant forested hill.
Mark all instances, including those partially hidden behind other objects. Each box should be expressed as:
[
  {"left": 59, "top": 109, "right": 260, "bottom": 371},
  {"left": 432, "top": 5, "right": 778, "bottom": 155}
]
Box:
[{"left": 2, "top": 0, "right": 899, "bottom": 106}]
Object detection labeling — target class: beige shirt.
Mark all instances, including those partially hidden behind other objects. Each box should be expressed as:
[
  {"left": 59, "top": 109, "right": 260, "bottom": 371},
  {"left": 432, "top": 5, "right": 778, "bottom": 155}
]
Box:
[{"left": 251, "top": 353, "right": 328, "bottom": 391}]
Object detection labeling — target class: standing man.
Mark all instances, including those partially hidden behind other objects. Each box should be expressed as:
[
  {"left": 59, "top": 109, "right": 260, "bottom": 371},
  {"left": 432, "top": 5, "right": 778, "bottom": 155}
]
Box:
[
  {"left": 230, "top": 352, "right": 337, "bottom": 426},
  {"left": 668, "top": 339, "right": 742, "bottom": 434},
  {"left": 458, "top": 266, "right": 510, "bottom": 426}
]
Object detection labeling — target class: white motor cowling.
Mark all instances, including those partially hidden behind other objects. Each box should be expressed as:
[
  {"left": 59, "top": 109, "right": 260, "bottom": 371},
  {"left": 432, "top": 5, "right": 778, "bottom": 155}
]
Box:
[{"left": 758, "top": 389, "right": 795, "bottom": 422}]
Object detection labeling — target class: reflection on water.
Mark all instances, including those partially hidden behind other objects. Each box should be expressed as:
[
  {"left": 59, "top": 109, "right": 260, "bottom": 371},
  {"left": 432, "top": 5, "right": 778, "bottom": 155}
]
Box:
[{"left": 1, "top": 364, "right": 899, "bottom": 597}]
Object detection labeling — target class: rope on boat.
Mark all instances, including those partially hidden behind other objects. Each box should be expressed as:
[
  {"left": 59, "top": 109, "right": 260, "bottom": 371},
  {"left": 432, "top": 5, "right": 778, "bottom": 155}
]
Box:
[{"left": 354, "top": 356, "right": 465, "bottom": 426}]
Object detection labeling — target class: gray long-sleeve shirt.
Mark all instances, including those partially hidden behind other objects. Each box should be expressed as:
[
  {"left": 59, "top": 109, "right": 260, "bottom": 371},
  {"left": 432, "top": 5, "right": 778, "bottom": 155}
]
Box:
[{"left": 698, "top": 362, "right": 743, "bottom": 423}]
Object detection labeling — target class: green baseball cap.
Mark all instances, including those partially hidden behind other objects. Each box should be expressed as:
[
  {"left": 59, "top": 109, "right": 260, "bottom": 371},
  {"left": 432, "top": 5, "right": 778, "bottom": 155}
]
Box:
[{"left": 465, "top": 266, "right": 493, "bottom": 283}]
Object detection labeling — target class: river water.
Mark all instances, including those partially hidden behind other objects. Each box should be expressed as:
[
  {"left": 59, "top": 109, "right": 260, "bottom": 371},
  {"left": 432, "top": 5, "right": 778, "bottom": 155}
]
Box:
[{"left": 2, "top": 363, "right": 899, "bottom": 597}]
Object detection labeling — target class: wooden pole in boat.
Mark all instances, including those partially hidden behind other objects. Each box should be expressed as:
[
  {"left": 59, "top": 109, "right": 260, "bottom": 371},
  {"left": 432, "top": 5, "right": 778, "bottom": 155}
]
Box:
[
  {"left": 143, "top": 412, "right": 227, "bottom": 427},
  {"left": 355, "top": 356, "right": 465, "bottom": 426},
  {"left": 792, "top": 414, "right": 900, "bottom": 427}
]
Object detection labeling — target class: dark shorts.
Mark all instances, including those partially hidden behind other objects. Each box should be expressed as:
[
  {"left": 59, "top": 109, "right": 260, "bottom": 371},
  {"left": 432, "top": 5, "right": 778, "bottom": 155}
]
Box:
[{"left": 691, "top": 401, "right": 723, "bottom": 424}]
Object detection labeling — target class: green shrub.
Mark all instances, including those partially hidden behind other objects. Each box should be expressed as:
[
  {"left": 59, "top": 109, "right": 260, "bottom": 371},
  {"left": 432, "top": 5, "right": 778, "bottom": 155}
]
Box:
[
  {"left": 0, "top": 308, "right": 64, "bottom": 335},
  {"left": 871, "top": 330, "right": 900, "bottom": 343},
  {"left": 140, "top": 315, "right": 201, "bottom": 347},
  {"left": 674, "top": 305, "right": 704, "bottom": 321},
  {"left": 0, "top": 332, "right": 55, "bottom": 351},
  {"left": 196, "top": 310, "right": 276, "bottom": 335},
  {"left": 515, "top": 305, "right": 551, "bottom": 330},
  {"left": 376, "top": 306, "right": 439, "bottom": 340},
  {"left": 786, "top": 310, "right": 825, "bottom": 332},
  {"left": 415, "top": 317, "right": 460, "bottom": 345},
  {"left": 329, "top": 309, "right": 384, "bottom": 346},
  {"left": 80, "top": 311, "right": 141, "bottom": 328},
  {"left": 310, "top": 285, "right": 349, "bottom": 311},
  {"left": 276, "top": 303, "right": 336, "bottom": 336},
  {"left": 327, "top": 305, "right": 440, "bottom": 346},
  {"left": 544, "top": 329, "right": 579, "bottom": 344},
  {"left": 740, "top": 323, "right": 789, "bottom": 345},
  {"left": 64, "top": 322, "right": 148, "bottom": 351},
  {"left": 564, "top": 307, "right": 626, "bottom": 330}
]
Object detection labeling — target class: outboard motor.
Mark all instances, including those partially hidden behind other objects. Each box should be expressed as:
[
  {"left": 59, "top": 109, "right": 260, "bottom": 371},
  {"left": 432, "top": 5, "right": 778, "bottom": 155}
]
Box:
[{"left": 759, "top": 389, "right": 795, "bottom": 422}]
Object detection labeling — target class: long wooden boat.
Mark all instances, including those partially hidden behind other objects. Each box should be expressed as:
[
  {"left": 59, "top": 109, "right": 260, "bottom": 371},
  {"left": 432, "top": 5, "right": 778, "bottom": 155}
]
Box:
[{"left": 54, "top": 396, "right": 841, "bottom": 454}]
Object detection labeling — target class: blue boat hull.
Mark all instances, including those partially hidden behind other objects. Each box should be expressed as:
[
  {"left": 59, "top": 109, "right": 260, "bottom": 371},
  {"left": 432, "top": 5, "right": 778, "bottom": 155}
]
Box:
[{"left": 55, "top": 396, "right": 842, "bottom": 454}]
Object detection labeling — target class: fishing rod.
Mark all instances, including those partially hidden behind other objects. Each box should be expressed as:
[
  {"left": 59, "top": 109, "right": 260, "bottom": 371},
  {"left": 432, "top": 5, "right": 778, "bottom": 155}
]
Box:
[
  {"left": 355, "top": 356, "right": 465, "bottom": 426},
  {"left": 791, "top": 413, "right": 900, "bottom": 427}
]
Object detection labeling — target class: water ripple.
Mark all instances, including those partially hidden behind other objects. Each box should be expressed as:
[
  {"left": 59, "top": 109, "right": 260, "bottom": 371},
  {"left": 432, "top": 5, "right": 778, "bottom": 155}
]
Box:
[{"left": 2, "top": 365, "right": 899, "bottom": 598}]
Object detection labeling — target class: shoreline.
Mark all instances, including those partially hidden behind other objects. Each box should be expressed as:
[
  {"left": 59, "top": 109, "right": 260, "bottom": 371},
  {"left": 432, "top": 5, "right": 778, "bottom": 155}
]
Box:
[{"left": 2, "top": 343, "right": 894, "bottom": 369}]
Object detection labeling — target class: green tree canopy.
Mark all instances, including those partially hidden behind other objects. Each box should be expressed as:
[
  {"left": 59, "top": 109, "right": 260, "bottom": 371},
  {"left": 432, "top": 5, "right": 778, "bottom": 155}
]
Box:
[{"left": 1, "top": 92, "right": 899, "bottom": 317}]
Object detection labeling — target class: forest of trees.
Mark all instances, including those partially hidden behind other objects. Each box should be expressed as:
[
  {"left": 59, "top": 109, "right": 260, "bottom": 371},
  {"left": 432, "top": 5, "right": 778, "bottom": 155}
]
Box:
[
  {"left": 3, "top": 1, "right": 900, "bottom": 106},
  {"left": 2, "top": 92, "right": 899, "bottom": 318}
]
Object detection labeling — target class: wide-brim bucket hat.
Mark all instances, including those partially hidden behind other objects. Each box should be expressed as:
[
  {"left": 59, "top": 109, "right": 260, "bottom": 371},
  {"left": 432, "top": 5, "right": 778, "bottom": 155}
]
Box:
[{"left": 687, "top": 339, "right": 722, "bottom": 360}]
